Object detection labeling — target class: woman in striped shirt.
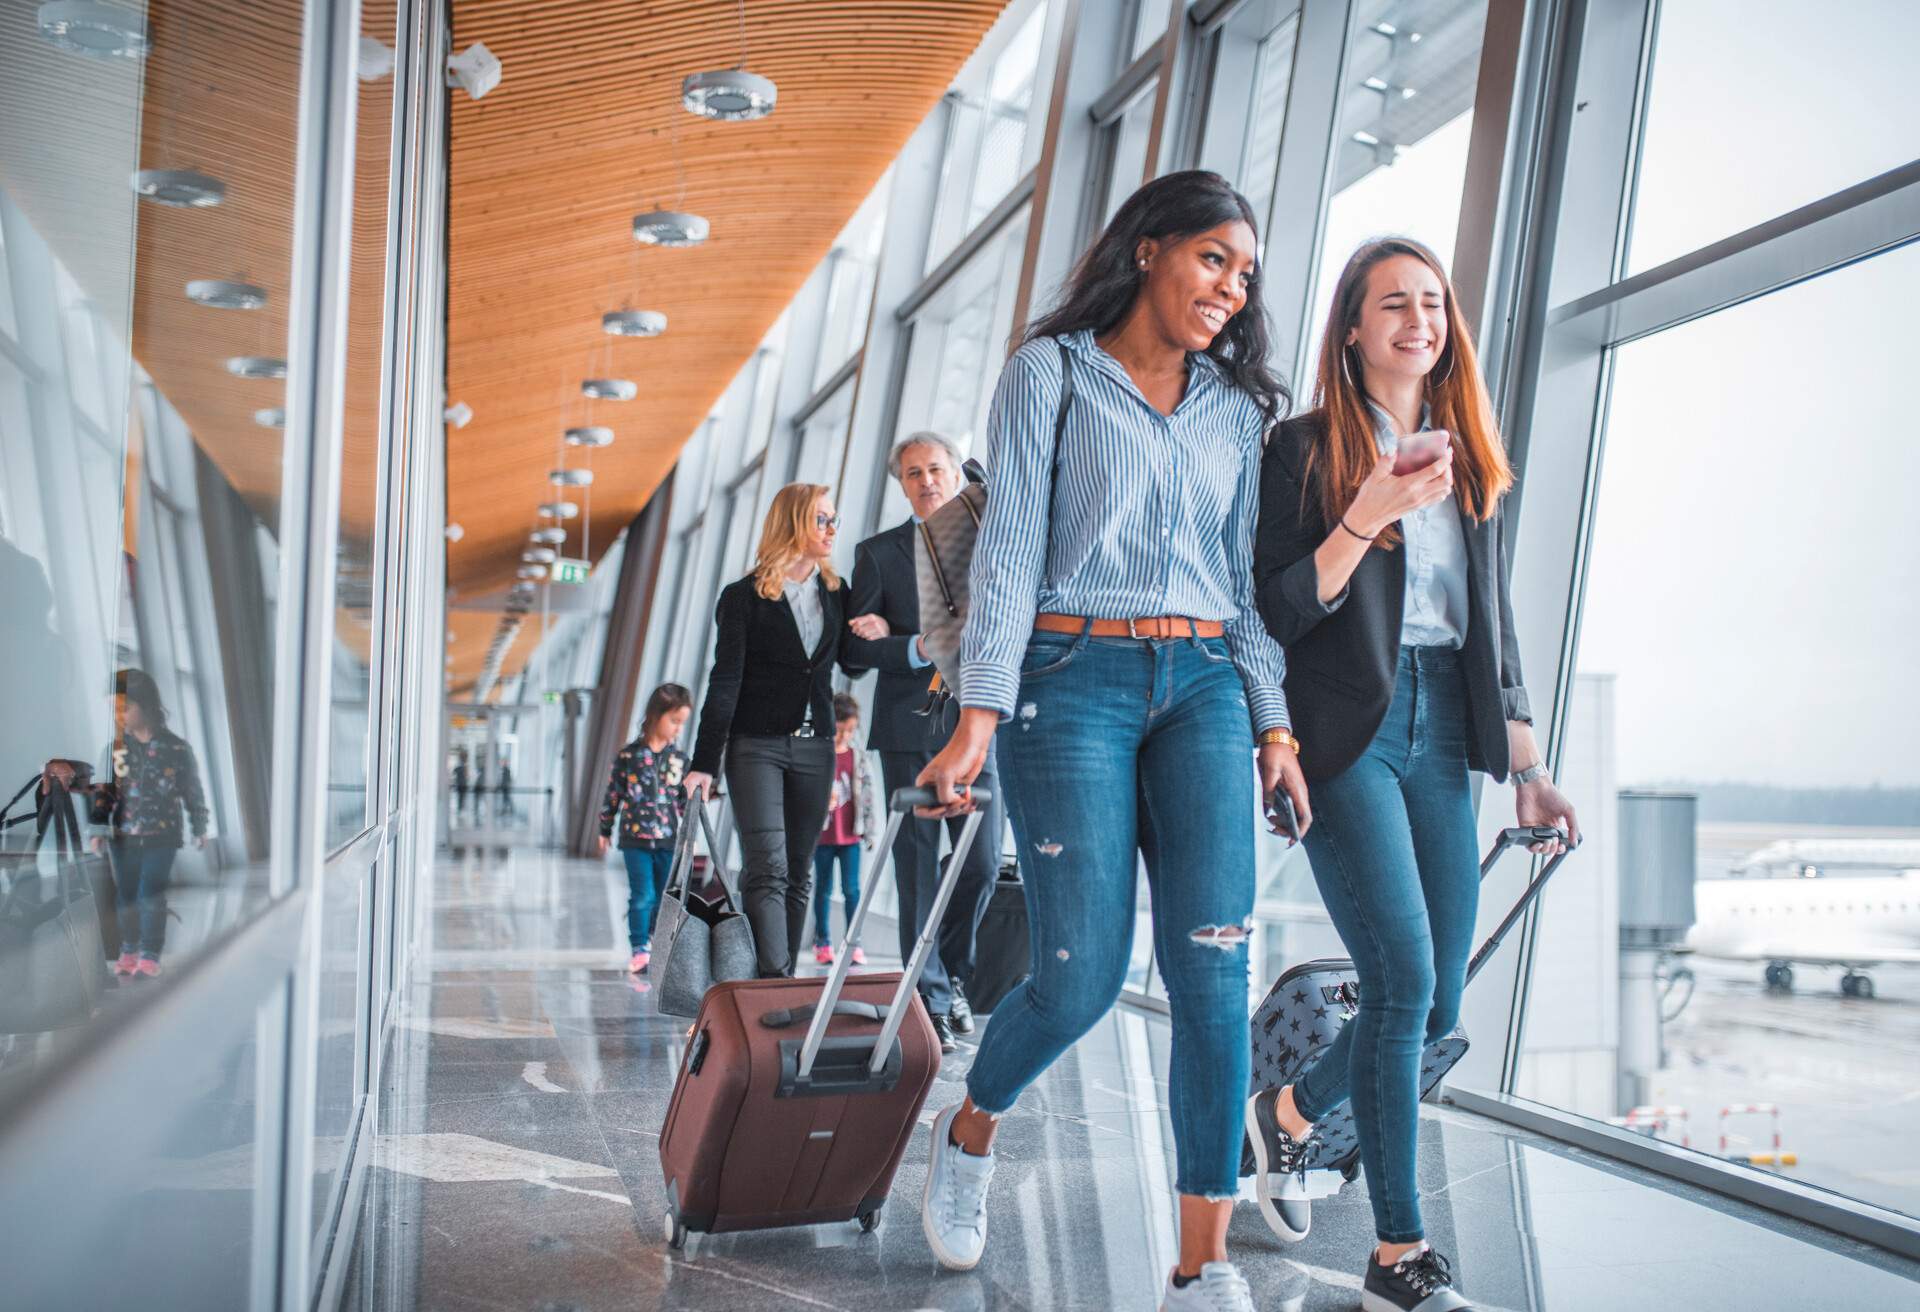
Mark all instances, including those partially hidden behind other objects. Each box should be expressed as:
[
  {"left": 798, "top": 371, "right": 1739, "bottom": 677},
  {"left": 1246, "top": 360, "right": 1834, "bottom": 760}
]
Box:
[{"left": 914, "top": 171, "right": 1308, "bottom": 1312}]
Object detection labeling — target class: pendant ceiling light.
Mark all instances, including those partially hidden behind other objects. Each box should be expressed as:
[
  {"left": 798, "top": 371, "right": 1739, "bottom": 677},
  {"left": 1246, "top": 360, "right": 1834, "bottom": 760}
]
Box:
[
  {"left": 549, "top": 468, "right": 593, "bottom": 488},
  {"left": 38, "top": 2, "right": 148, "bottom": 59},
  {"left": 632, "top": 209, "right": 709, "bottom": 248},
  {"left": 187, "top": 279, "right": 267, "bottom": 309},
  {"left": 581, "top": 378, "right": 637, "bottom": 401},
  {"left": 602, "top": 310, "right": 666, "bottom": 338},
  {"left": 133, "top": 168, "right": 224, "bottom": 207},
  {"left": 531, "top": 527, "right": 568, "bottom": 546},
  {"left": 517, "top": 565, "right": 548, "bottom": 581},
  {"left": 681, "top": 0, "right": 776, "bottom": 121},
  {"left": 564, "top": 426, "right": 613, "bottom": 448},
  {"left": 682, "top": 68, "right": 776, "bottom": 122},
  {"left": 226, "top": 356, "right": 286, "bottom": 379},
  {"left": 538, "top": 501, "right": 580, "bottom": 520},
  {"left": 522, "top": 548, "right": 558, "bottom": 565},
  {"left": 252, "top": 407, "right": 286, "bottom": 429}
]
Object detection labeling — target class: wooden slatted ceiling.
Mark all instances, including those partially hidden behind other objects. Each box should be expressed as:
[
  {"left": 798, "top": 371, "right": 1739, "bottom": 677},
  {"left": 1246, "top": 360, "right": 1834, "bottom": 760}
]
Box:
[{"left": 446, "top": 0, "right": 1009, "bottom": 688}]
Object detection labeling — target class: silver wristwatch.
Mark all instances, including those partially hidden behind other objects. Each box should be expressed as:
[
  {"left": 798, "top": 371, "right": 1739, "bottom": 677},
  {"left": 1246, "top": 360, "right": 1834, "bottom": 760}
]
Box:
[{"left": 1511, "top": 762, "right": 1550, "bottom": 787}]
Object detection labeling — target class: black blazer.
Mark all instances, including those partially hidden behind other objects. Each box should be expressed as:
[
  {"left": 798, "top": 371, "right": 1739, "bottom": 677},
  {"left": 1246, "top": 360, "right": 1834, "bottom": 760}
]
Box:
[
  {"left": 690, "top": 572, "right": 849, "bottom": 776},
  {"left": 840, "top": 519, "right": 936, "bottom": 754},
  {"left": 1253, "top": 411, "right": 1531, "bottom": 784}
]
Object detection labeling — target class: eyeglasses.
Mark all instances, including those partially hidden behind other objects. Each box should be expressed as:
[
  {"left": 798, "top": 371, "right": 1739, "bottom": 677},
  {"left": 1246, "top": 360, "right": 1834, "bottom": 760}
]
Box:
[{"left": 814, "top": 512, "right": 840, "bottom": 531}]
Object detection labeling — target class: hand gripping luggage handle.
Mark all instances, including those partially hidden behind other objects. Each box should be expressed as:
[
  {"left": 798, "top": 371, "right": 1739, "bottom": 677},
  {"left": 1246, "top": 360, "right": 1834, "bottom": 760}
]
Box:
[
  {"left": 796, "top": 785, "right": 994, "bottom": 1081},
  {"left": 1465, "top": 827, "right": 1578, "bottom": 986}
]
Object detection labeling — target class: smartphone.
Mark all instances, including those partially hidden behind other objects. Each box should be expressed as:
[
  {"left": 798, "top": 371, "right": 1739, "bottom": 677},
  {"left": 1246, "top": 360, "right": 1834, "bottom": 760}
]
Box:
[
  {"left": 1392, "top": 428, "right": 1450, "bottom": 476},
  {"left": 1264, "top": 789, "right": 1300, "bottom": 844}
]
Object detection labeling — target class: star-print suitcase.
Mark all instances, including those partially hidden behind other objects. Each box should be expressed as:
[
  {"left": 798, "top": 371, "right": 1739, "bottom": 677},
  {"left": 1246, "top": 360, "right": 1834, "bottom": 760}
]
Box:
[{"left": 1243, "top": 826, "right": 1577, "bottom": 1178}]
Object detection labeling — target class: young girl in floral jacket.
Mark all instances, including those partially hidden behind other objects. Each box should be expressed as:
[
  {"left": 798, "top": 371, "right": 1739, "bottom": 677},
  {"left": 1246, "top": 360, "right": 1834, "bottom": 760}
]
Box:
[{"left": 597, "top": 684, "right": 693, "bottom": 973}]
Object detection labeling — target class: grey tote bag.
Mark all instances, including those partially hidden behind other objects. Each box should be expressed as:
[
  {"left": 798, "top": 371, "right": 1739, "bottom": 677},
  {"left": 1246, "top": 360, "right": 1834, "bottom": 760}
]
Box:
[{"left": 653, "top": 798, "right": 756, "bottom": 1019}]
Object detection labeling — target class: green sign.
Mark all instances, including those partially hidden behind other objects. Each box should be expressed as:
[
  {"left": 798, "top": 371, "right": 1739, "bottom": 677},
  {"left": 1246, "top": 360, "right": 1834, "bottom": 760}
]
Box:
[
  {"left": 551, "top": 558, "right": 590, "bottom": 586},
  {"left": 543, "top": 690, "right": 562, "bottom": 705}
]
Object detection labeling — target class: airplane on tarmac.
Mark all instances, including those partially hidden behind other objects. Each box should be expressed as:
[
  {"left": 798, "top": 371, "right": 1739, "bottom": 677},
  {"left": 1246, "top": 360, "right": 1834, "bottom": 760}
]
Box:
[{"left": 1677, "top": 840, "right": 1920, "bottom": 998}]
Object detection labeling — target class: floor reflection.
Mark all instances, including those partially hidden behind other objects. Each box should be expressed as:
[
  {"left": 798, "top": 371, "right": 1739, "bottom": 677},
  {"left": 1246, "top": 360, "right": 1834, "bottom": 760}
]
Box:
[{"left": 340, "top": 847, "right": 1920, "bottom": 1311}]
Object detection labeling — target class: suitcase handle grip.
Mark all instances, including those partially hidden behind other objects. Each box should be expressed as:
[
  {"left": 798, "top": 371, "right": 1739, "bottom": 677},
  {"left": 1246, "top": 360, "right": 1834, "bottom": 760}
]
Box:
[
  {"left": 890, "top": 785, "right": 993, "bottom": 812},
  {"left": 794, "top": 793, "right": 994, "bottom": 1082},
  {"left": 760, "top": 1001, "right": 884, "bottom": 1030}
]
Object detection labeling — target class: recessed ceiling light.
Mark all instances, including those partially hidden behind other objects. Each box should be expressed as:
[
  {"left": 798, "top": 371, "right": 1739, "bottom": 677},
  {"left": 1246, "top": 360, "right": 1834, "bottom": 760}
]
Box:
[
  {"left": 445, "top": 523, "right": 465, "bottom": 542},
  {"left": 565, "top": 426, "right": 614, "bottom": 448},
  {"left": 226, "top": 356, "right": 287, "bottom": 379},
  {"left": 517, "top": 565, "right": 548, "bottom": 580},
  {"left": 538, "top": 501, "right": 580, "bottom": 519},
  {"left": 187, "top": 279, "right": 268, "bottom": 309},
  {"left": 682, "top": 69, "right": 777, "bottom": 121},
  {"left": 132, "top": 168, "right": 225, "bottom": 207},
  {"left": 602, "top": 310, "right": 666, "bottom": 337},
  {"left": 253, "top": 407, "right": 286, "bottom": 429},
  {"left": 531, "top": 527, "right": 567, "bottom": 545},
  {"left": 550, "top": 468, "right": 594, "bottom": 487},
  {"left": 581, "top": 378, "right": 637, "bottom": 401},
  {"left": 632, "top": 209, "right": 710, "bottom": 248},
  {"left": 38, "top": 2, "right": 149, "bottom": 59},
  {"left": 522, "top": 548, "right": 557, "bottom": 565}
]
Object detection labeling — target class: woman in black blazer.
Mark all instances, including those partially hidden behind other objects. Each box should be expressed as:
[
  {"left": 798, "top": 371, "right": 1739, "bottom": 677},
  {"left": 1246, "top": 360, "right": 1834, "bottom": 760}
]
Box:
[
  {"left": 1246, "top": 239, "right": 1579, "bottom": 1310},
  {"left": 685, "top": 482, "right": 849, "bottom": 978}
]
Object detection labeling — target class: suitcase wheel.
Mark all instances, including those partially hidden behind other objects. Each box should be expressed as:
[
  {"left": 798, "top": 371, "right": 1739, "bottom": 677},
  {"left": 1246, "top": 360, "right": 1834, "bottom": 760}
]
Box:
[
  {"left": 663, "top": 1210, "right": 688, "bottom": 1250},
  {"left": 857, "top": 1208, "right": 881, "bottom": 1234},
  {"left": 1340, "top": 1160, "right": 1359, "bottom": 1183}
]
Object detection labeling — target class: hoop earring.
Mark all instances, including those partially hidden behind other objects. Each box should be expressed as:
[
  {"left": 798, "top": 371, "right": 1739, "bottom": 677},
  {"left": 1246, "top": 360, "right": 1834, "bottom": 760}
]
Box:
[
  {"left": 1340, "top": 345, "right": 1359, "bottom": 393},
  {"left": 1428, "top": 350, "right": 1455, "bottom": 388}
]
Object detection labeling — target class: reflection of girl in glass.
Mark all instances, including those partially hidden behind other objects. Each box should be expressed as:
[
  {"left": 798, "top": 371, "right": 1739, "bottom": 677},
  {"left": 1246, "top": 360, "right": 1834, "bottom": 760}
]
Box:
[
  {"left": 1249, "top": 238, "right": 1579, "bottom": 1312},
  {"left": 89, "top": 669, "right": 207, "bottom": 979}
]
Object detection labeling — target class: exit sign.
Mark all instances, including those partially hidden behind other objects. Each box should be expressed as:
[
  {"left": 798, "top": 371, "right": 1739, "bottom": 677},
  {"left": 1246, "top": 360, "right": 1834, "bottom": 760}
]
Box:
[{"left": 551, "top": 558, "right": 590, "bottom": 586}]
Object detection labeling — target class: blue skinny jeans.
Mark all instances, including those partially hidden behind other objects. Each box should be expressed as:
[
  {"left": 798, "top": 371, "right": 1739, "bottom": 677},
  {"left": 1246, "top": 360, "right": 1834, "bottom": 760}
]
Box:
[
  {"left": 1293, "top": 645, "right": 1480, "bottom": 1243},
  {"left": 966, "top": 632, "right": 1256, "bottom": 1200},
  {"left": 810, "top": 842, "right": 862, "bottom": 947},
  {"left": 621, "top": 846, "right": 674, "bottom": 951}
]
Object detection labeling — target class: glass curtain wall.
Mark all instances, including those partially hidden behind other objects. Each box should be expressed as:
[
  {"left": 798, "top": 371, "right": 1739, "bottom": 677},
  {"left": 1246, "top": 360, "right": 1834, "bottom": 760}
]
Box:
[
  {"left": 0, "top": 0, "right": 450, "bottom": 1302},
  {"left": 1487, "top": 0, "right": 1920, "bottom": 1231}
]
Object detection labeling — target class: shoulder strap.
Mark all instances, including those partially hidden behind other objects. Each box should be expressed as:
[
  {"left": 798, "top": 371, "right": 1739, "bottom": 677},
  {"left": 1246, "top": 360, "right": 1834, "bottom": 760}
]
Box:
[{"left": 1052, "top": 339, "right": 1075, "bottom": 458}]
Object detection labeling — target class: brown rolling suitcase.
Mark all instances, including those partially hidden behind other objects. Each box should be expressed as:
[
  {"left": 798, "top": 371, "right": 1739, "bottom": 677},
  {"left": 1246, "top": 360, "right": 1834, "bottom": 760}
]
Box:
[{"left": 658, "top": 785, "right": 992, "bottom": 1246}]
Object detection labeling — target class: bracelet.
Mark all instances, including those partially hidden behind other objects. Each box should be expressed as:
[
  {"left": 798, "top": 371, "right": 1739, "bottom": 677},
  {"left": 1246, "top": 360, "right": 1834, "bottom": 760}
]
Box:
[
  {"left": 1511, "top": 761, "right": 1550, "bottom": 787},
  {"left": 1337, "top": 516, "right": 1376, "bottom": 543},
  {"left": 1258, "top": 728, "right": 1301, "bottom": 753}
]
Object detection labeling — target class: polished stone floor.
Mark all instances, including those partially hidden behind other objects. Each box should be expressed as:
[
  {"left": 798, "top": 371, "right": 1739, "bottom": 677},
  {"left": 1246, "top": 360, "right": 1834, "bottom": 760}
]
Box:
[{"left": 339, "top": 848, "right": 1920, "bottom": 1311}]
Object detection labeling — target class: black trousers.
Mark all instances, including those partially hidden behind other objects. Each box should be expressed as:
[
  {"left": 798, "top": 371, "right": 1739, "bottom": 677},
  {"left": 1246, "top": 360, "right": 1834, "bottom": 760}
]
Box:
[
  {"left": 877, "top": 703, "right": 1002, "bottom": 1013},
  {"left": 725, "top": 733, "right": 835, "bottom": 977}
]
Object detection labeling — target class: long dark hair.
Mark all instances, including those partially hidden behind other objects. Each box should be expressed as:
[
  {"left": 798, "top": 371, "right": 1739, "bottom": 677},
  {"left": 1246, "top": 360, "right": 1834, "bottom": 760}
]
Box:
[
  {"left": 641, "top": 683, "right": 692, "bottom": 738},
  {"left": 1024, "top": 170, "right": 1290, "bottom": 423},
  {"left": 113, "top": 668, "right": 167, "bottom": 730}
]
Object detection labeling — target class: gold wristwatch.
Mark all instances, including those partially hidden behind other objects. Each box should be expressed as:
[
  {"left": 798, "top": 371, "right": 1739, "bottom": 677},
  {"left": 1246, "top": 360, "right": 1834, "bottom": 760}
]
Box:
[{"left": 1258, "top": 728, "right": 1301, "bottom": 753}]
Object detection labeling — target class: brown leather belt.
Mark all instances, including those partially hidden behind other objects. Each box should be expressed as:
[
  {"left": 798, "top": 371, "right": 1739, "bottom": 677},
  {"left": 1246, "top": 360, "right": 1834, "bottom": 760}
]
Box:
[{"left": 1033, "top": 613, "right": 1225, "bottom": 640}]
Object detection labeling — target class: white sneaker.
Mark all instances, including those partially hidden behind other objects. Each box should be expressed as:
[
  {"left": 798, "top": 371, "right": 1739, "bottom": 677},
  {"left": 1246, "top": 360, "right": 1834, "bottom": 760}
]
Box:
[
  {"left": 921, "top": 1103, "right": 994, "bottom": 1270},
  {"left": 1160, "top": 1261, "right": 1256, "bottom": 1311}
]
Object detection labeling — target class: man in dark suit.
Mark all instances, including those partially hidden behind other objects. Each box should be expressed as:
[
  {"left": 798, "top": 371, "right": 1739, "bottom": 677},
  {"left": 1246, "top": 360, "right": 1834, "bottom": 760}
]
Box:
[{"left": 844, "top": 432, "right": 1002, "bottom": 1053}]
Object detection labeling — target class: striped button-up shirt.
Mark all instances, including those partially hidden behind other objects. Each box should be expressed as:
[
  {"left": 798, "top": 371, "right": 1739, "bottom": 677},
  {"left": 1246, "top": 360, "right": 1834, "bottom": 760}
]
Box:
[{"left": 959, "top": 330, "right": 1290, "bottom": 732}]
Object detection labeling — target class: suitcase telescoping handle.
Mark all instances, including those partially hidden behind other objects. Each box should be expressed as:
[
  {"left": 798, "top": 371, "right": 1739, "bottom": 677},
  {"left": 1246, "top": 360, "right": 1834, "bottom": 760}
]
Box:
[
  {"left": 795, "top": 785, "right": 994, "bottom": 1082},
  {"left": 1464, "top": 826, "right": 1578, "bottom": 986}
]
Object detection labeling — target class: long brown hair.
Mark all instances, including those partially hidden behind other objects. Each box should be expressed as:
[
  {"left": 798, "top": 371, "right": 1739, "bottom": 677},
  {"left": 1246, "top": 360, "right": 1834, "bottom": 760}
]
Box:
[
  {"left": 1307, "top": 238, "right": 1512, "bottom": 548},
  {"left": 751, "top": 483, "right": 841, "bottom": 600}
]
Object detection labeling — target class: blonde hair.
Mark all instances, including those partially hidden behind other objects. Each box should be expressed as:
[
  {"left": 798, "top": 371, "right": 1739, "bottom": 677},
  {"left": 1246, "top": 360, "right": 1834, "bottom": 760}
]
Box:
[{"left": 752, "top": 483, "right": 841, "bottom": 600}]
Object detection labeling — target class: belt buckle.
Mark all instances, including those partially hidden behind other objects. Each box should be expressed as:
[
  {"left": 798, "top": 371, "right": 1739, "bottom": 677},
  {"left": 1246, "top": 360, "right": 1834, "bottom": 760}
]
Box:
[{"left": 1127, "top": 617, "right": 1145, "bottom": 640}]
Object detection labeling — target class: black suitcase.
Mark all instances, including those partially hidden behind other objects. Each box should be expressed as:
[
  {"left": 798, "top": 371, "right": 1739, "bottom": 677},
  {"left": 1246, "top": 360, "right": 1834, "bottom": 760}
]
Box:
[
  {"left": 965, "top": 858, "right": 1030, "bottom": 1016},
  {"left": 1243, "top": 826, "right": 1577, "bottom": 1179}
]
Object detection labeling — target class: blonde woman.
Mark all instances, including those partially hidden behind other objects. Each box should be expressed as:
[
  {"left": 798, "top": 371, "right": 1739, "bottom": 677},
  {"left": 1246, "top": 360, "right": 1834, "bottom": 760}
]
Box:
[{"left": 685, "top": 483, "right": 850, "bottom": 978}]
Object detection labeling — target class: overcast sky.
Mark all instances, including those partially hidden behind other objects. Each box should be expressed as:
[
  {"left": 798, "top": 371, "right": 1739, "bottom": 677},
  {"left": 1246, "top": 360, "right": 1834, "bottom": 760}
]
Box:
[{"left": 1308, "top": 0, "right": 1920, "bottom": 790}]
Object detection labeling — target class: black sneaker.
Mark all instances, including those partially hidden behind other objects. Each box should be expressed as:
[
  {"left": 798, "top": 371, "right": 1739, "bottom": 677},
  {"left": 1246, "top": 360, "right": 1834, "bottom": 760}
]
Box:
[
  {"left": 929, "top": 1012, "right": 957, "bottom": 1054},
  {"left": 949, "top": 983, "right": 975, "bottom": 1035},
  {"left": 1362, "top": 1245, "right": 1471, "bottom": 1312},
  {"left": 1245, "top": 1088, "right": 1315, "bottom": 1242}
]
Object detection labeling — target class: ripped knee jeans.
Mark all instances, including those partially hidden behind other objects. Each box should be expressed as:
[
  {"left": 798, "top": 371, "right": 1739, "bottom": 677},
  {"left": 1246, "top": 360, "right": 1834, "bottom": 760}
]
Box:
[{"left": 964, "top": 632, "right": 1257, "bottom": 1200}]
